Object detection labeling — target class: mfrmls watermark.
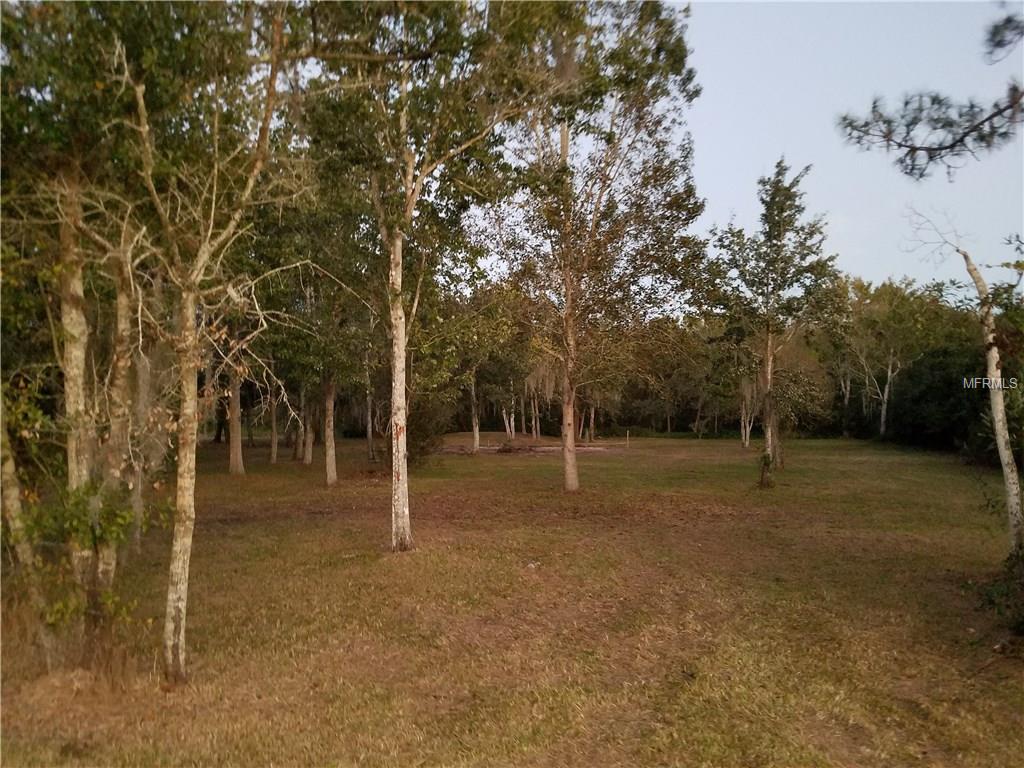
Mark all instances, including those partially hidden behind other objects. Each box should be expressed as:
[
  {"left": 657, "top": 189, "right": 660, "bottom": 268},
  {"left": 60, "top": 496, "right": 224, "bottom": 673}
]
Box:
[{"left": 963, "top": 377, "right": 1019, "bottom": 390}]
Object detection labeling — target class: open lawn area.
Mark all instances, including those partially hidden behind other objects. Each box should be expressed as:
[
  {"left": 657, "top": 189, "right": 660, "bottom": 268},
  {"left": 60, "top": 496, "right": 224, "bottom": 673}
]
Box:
[{"left": 3, "top": 437, "right": 1022, "bottom": 767}]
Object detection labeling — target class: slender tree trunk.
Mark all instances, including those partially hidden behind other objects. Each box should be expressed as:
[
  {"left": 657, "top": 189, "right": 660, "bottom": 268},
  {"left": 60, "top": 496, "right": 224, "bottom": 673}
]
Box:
[
  {"left": 879, "top": 354, "right": 894, "bottom": 438},
  {"left": 502, "top": 407, "right": 511, "bottom": 440},
  {"left": 841, "top": 373, "right": 852, "bottom": 438},
  {"left": 228, "top": 367, "right": 245, "bottom": 475},
  {"left": 960, "top": 248, "right": 1023, "bottom": 556},
  {"left": 96, "top": 268, "right": 133, "bottom": 606},
  {"left": 130, "top": 346, "right": 152, "bottom": 553},
  {"left": 740, "top": 395, "right": 749, "bottom": 447},
  {"left": 303, "top": 405, "right": 314, "bottom": 466},
  {"left": 293, "top": 388, "right": 304, "bottom": 461},
  {"left": 520, "top": 384, "right": 527, "bottom": 437},
  {"left": 531, "top": 393, "right": 539, "bottom": 440},
  {"left": 561, "top": 373, "right": 579, "bottom": 492},
  {"left": 164, "top": 291, "right": 199, "bottom": 684},
  {"left": 200, "top": 357, "right": 214, "bottom": 442},
  {"left": 389, "top": 234, "right": 413, "bottom": 551},
  {"left": 2, "top": 405, "right": 58, "bottom": 670},
  {"left": 58, "top": 174, "right": 98, "bottom": 658},
  {"left": 470, "top": 374, "right": 480, "bottom": 454},
  {"left": 510, "top": 392, "right": 517, "bottom": 440},
  {"left": 588, "top": 405, "right": 595, "bottom": 443},
  {"left": 365, "top": 354, "right": 376, "bottom": 462},
  {"left": 760, "top": 335, "right": 776, "bottom": 489},
  {"left": 324, "top": 377, "right": 337, "bottom": 487},
  {"left": 269, "top": 390, "right": 278, "bottom": 464}
]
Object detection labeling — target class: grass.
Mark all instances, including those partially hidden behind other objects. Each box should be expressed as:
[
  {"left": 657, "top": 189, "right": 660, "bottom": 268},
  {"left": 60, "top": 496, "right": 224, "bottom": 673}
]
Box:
[{"left": 3, "top": 435, "right": 1022, "bottom": 767}]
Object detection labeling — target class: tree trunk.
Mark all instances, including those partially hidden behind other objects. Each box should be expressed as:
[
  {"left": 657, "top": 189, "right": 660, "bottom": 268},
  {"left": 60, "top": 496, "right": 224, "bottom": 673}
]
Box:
[
  {"left": 324, "top": 377, "right": 337, "bottom": 487},
  {"left": 841, "top": 373, "right": 852, "bottom": 438},
  {"left": 510, "top": 392, "right": 516, "bottom": 440},
  {"left": 293, "top": 388, "right": 304, "bottom": 461},
  {"left": 561, "top": 374, "right": 579, "bottom": 492},
  {"left": 760, "top": 336, "right": 776, "bottom": 489},
  {"left": 879, "top": 353, "right": 895, "bottom": 438},
  {"left": 200, "top": 357, "right": 215, "bottom": 442},
  {"left": 228, "top": 367, "right": 245, "bottom": 475},
  {"left": 960, "top": 247, "right": 1023, "bottom": 556},
  {"left": 269, "top": 390, "right": 278, "bottom": 464},
  {"left": 520, "top": 384, "right": 527, "bottom": 437},
  {"left": 389, "top": 234, "right": 413, "bottom": 551},
  {"left": 588, "top": 405, "right": 595, "bottom": 443},
  {"left": 740, "top": 396, "right": 749, "bottom": 447},
  {"left": 130, "top": 346, "right": 152, "bottom": 553},
  {"left": 470, "top": 374, "right": 480, "bottom": 454},
  {"left": 365, "top": 354, "right": 376, "bottom": 462},
  {"left": 164, "top": 290, "right": 199, "bottom": 684},
  {"left": 502, "top": 407, "right": 511, "bottom": 440},
  {"left": 531, "top": 393, "right": 539, "bottom": 440},
  {"left": 96, "top": 268, "right": 133, "bottom": 609},
  {"left": 59, "top": 175, "right": 99, "bottom": 658},
  {"left": 303, "top": 405, "right": 314, "bottom": 466},
  {"left": 2, "top": 404, "right": 58, "bottom": 670}
]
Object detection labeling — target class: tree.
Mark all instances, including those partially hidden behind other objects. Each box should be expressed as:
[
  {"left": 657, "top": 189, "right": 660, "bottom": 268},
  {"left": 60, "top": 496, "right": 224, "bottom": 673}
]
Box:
[
  {"left": 848, "top": 279, "right": 936, "bottom": 437},
  {"left": 837, "top": 11, "right": 1024, "bottom": 558},
  {"left": 308, "top": 2, "right": 567, "bottom": 548},
  {"left": 909, "top": 214, "right": 1023, "bottom": 557},
  {"left": 839, "top": 12, "right": 1023, "bottom": 179},
  {"left": 713, "top": 159, "right": 838, "bottom": 487},
  {"left": 499, "top": 2, "right": 705, "bottom": 491},
  {"left": 99, "top": 3, "right": 289, "bottom": 683}
]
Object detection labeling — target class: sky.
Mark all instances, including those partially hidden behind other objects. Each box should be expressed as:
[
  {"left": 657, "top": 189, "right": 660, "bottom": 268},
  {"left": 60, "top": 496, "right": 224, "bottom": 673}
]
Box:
[{"left": 682, "top": 0, "right": 1024, "bottom": 286}]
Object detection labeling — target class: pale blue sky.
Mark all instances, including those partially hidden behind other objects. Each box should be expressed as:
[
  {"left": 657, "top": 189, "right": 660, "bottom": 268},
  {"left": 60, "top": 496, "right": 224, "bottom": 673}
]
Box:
[{"left": 683, "top": 0, "right": 1024, "bottom": 286}]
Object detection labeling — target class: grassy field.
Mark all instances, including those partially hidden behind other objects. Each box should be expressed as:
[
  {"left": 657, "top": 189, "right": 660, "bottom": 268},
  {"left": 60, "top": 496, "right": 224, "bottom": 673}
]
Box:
[{"left": 3, "top": 436, "right": 1022, "bottom": 767}]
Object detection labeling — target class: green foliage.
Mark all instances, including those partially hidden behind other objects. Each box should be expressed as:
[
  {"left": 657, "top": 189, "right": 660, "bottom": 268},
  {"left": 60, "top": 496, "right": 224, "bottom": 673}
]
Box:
[{"left": 838, "top": 13, "right": 1023, "bottom": 179}]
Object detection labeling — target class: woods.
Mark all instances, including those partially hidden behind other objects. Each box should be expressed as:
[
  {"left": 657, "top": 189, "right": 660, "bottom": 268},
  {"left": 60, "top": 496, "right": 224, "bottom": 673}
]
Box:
[{"left": 1, "top": 2, "right": 1022, "bottom": 766}]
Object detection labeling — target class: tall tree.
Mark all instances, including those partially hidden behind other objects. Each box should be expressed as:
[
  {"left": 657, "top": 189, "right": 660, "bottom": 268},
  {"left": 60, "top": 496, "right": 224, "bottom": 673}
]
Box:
[
  {"left": 500, "top": 2, "right": 705, "bottom": 491},
  {"left": 308, "top": 2, "right": 567, "bottom": 548},
  {"left": 713, "top": 159, "right": 838, "bottom": 487}
]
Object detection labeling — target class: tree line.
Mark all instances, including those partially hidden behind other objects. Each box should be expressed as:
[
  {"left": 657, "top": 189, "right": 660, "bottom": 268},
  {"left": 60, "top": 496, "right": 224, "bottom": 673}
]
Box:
[{"left": 1, "top": 2, "right": 1021, "bottom": 683}]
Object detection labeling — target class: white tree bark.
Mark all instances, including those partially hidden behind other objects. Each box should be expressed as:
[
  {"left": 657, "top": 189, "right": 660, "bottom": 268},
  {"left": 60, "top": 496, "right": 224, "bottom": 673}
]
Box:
[
  {"left": 879, "top": 352, "right": 895, "bottom": 438},
  {"left": 760, "top": 334, "right": 776, "bottom": 488},
  {"left": 389, "top": 233, "right": 413, "bottom": 551},
  {"left": 959, "top": 247, "right": 1023, "bottom": 555},
  {"left": 164, "top": 290, "right": 199, "bottom": 683},
  {"left": 470, "top": 373, "right": 480, "bottom": 454},
  {"left": 561, "top": 374, "right": 580, "bottom": 492},
  {"left": 228, "top": 367, "right": 245, "bottom": 475},
  {"left": 324, "top": 378, "right": 337, "bottom": 487}
]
